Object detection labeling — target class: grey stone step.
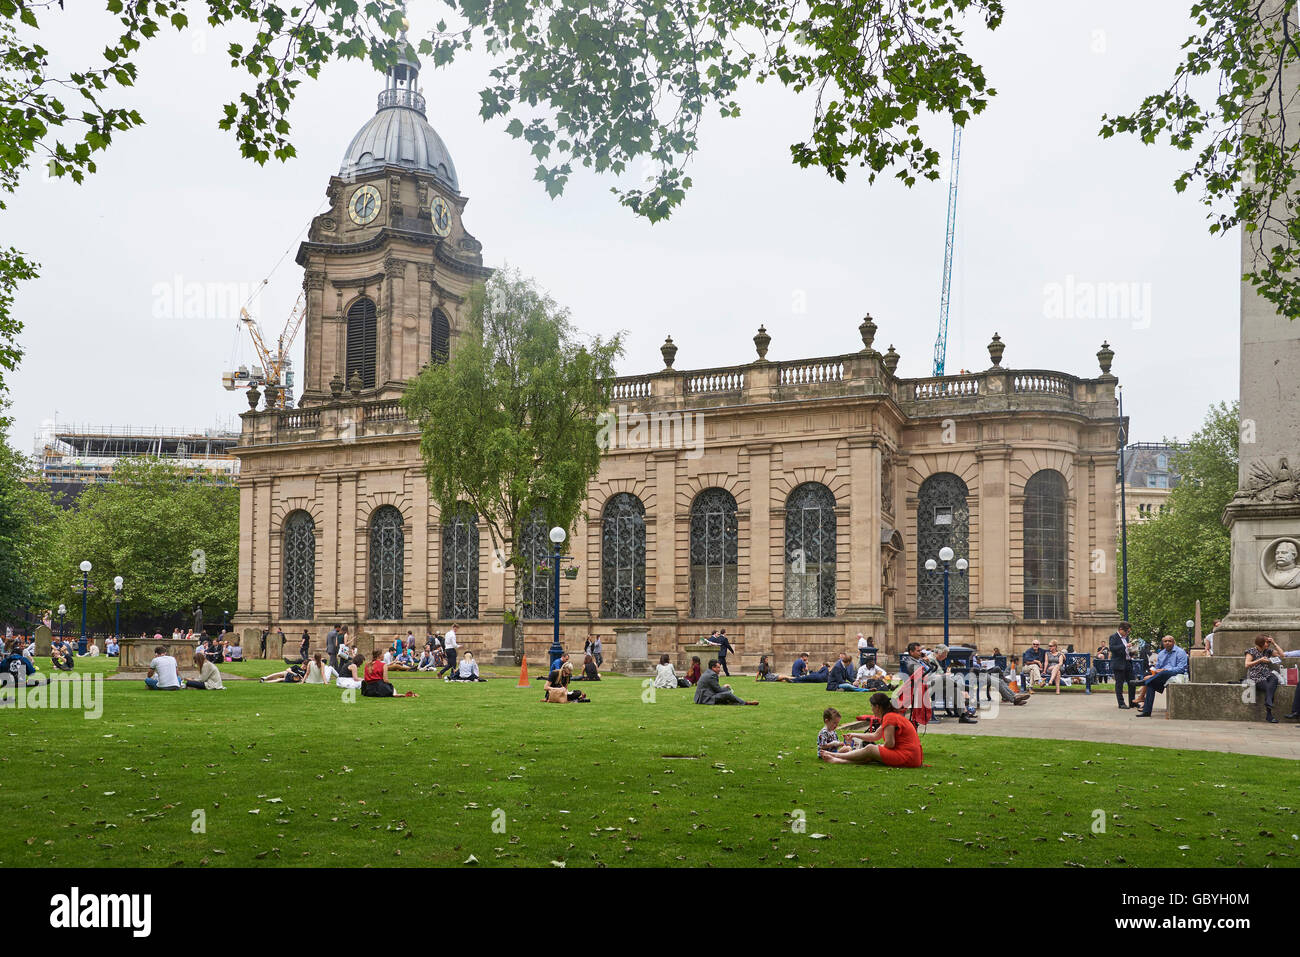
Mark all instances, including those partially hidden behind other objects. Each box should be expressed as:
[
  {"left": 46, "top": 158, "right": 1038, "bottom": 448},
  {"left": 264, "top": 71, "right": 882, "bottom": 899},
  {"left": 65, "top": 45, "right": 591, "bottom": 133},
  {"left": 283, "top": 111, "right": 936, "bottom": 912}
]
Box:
[{"left": 1167, "top": 681, "right": 1296, "bottom": 721}]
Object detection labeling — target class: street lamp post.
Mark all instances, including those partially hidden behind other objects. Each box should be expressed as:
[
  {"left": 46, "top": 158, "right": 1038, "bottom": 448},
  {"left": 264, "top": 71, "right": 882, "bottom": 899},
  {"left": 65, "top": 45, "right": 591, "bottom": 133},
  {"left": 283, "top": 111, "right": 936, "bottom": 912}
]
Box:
[
  {"left": 548, "top": 526, "right": 567, "bottom": 671},
  {"left": 1185, "top": 618, "right": 1195, "bottom": 650},
  {"left": 112, "top": 576, "right": 124, "bottom": 640},
  {"left": 77, "top": 560, "right": 92, "bottom": 655},
  {"left": 924, "top": 546, "right": 968, "bottom": 647}
]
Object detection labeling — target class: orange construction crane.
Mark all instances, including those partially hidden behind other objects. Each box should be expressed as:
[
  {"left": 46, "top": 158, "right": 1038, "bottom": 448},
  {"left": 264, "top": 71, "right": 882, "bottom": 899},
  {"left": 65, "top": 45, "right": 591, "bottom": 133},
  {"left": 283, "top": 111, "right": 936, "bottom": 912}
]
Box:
[{"left": 224, "top": 292, "right": 305, "bottom": 409}]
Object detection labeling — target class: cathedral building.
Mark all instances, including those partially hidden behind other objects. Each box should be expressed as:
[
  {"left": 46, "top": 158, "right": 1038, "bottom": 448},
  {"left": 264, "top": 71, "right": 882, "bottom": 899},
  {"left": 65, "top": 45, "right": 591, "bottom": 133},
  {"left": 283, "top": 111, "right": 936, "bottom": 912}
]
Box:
[{"left": 233, "top": 53, "right": 1125, "bottom": 669}]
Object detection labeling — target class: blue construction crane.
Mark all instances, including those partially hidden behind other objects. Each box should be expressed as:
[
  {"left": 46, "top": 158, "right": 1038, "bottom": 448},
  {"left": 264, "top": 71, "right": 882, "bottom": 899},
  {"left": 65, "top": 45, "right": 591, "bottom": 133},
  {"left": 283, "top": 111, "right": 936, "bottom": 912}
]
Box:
[{"left": 932, "top": 124, "right": 962, "bottom": 376}]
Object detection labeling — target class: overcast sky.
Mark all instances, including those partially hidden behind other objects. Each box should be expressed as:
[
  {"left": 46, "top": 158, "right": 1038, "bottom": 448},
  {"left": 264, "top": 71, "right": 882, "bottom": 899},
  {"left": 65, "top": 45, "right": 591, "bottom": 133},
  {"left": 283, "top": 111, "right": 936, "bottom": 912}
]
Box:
[{"left": 6, "top": 1, "right": 1241, "bottom": 457}]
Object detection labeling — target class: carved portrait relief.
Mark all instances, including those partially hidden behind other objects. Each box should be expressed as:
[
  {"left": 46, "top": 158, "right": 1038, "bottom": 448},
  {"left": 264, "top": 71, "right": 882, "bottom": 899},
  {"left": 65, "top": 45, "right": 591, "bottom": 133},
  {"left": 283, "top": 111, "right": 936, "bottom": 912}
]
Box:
[{"left": 1261, "top": 537, "right": 1300, "bottom": 589}]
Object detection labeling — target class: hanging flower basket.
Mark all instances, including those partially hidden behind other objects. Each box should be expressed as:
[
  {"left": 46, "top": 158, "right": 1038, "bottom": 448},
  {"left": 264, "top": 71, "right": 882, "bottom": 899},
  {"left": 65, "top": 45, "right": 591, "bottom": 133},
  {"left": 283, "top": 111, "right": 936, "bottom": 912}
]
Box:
[{"left": 563, "top": 566, "right": 580, "bottom": 580}]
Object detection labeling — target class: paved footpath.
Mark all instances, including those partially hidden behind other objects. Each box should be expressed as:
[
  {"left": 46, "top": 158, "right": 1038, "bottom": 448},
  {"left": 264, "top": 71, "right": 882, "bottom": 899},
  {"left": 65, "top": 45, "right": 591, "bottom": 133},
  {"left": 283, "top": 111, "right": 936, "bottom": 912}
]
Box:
[{"left": 924, "top": 689, "right": 1300, "bottom": 761}]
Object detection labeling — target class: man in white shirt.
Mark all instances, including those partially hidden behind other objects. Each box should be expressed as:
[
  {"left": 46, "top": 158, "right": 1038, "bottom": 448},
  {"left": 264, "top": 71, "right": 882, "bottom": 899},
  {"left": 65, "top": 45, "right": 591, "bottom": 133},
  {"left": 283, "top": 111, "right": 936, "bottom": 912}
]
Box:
[
  {"left": 1205, "top": 619, "right": 1219, "bottom": 657},
  {"left": 855, "top": 657, "right": 887, "bottom": 686},
  {"left": 438, "top": 626, "right": 459, "bottom": 677},
  {"left": 145, "top": 646, "right": 181, "bottom": 691},
  {"left": 857, "top": 633, "right": 871, "bottom": 666}
]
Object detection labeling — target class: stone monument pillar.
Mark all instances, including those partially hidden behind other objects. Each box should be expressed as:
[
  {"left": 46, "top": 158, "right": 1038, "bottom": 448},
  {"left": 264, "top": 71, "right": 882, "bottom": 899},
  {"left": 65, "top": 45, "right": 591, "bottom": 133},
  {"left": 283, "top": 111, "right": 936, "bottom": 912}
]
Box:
[{"left": 1171, "top": 2, "right": 1299, "bottom": 719}]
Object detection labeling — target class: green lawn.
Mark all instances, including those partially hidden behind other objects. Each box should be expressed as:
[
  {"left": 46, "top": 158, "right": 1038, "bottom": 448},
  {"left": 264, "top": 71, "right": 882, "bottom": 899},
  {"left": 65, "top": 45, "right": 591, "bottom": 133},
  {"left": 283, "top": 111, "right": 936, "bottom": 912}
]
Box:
[{"left": 0, "top": 656, "right": 1293, "bottom": 868}]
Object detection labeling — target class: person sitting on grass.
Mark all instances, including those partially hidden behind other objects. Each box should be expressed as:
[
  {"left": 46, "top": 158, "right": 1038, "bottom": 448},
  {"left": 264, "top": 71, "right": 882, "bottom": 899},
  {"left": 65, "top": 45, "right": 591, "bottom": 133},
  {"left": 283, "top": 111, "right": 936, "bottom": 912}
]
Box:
[
  {"left": 544, "top": 661, "right": 590, "bottom": 702},
  {"left": 854, "top": 656, "right": 889, "bottom": 691},
  {"left": 827, "top": 652, "right": 869, "bottom": 692},
  {"left": 819, "top": 692, "right": 924, "bottom": 768},
  {"left": 51, "top": 644, "right": 75, "bottom": 672},
  {"left": 448, "top": 651, "right": 485, "bottom": 682},
  {"left": 816, "top": 706, "right": 862, "bottom": 755},
  {"left": 2, "top": 640, "right": 40, "bottom": 688},
  {"left": 418, "top": 645, "right": 438, "bottom": 671},
  {"left": 684, "top": 655, "right": 702, "bottom": 686},
  {"left": 260, "top": 662, "right": 306, "bottom": 684},
  {"left": 693, "top": 659, "right": 758, "bottom": 706},
  {"left": 361, "top": 652, "right": 418, "bottom": 698},
  {"left": 145, "top": 646, "right": 181, "bottom": 691},
  {"left": 388, "top": 644, "right": 417, "bottom": 672},
  {"left": 756, "top": 655, "right": 791, "bottom": 682},
  {"left": 572, "top": 653, "right": 601, "bottom": 681},
  {"left": 654, "top": 653, "right": 691, "bottom": 689},
  {"left": 337, "top": 653, "right": 363, "bottom": 691},
  {"left": 304, "top": 652, "right": 330, "bottom": 684},
  {"left": 183, "top": 651, "right": 224, "bottom": 690}
]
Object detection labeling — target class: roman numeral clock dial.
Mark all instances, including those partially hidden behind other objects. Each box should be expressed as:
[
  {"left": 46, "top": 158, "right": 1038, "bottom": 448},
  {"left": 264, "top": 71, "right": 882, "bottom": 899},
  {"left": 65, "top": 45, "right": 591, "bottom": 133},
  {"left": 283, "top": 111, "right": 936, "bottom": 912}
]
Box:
[{"left": 348, "top": 184, "right": 381, "bottom": 226}]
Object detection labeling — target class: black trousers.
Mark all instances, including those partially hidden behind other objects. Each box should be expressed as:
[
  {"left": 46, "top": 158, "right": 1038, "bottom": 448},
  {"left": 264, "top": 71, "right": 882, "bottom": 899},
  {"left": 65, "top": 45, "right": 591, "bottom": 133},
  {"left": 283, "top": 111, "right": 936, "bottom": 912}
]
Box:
[
  {"left": 718, "top": 655, "right": 730, "bottom": 677},
  {"left": 1254, "top": 673, "right": 1278, "bottom": 711},
  {"left": 1114, "top": 662, "right": 1135, "bottom": 706},
  {"left": 438, "top": 648, "right": 458, "bottom": 676}
]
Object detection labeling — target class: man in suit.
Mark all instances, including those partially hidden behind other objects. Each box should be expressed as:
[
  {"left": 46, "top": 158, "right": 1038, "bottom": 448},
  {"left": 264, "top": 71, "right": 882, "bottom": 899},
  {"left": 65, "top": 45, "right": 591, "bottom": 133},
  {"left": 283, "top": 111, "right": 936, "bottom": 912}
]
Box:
[
  {"left": 826, "top": 652, "right": 869, "bottom": 692},
  {"left": 694, "top": 659, "right": 758, "bottom": 705},
  {"left": 325, "top": 625, "right": 339, "bottom": 671},
  {"left": 1108, "top": 621, "right": 1137, "bottom": 709}
]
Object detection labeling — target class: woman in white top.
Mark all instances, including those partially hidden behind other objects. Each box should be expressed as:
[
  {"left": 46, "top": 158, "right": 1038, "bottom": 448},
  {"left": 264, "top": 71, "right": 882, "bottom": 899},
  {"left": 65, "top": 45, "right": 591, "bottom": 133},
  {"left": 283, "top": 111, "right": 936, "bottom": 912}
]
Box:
[
  {"left": 450, "top": 651, "right": 483, "bottom": 681},
  {"left": 654, "top": 653, "right": 690, "bottom": 689},
  {"left": 304, "top": 653, "right": 329, "bottom": 684}
]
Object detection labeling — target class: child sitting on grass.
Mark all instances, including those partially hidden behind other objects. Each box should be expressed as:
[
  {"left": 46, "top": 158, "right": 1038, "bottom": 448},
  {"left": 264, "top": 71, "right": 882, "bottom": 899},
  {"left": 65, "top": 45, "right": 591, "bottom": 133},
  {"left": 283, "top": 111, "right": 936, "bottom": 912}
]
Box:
[{"left": 816, "top": 707, "right": 861, "bottom": 755}]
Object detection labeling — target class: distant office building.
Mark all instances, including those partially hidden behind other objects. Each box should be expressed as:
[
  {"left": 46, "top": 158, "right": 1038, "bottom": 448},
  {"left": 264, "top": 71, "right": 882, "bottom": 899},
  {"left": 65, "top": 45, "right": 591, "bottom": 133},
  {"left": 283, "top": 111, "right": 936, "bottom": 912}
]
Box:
[
  {"left": 31, "top": 421, "right": 240, "bottom": 505},
  {"left": 1119, "top": 442, "right": 1183, "bottom": 523}
]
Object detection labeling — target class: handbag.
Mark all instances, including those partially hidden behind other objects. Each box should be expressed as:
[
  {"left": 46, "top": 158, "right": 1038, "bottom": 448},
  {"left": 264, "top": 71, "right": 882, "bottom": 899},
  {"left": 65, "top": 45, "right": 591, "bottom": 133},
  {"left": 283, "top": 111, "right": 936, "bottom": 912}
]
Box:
[{"left": 546, "top": 686, "right": 568, "bottom": 703}]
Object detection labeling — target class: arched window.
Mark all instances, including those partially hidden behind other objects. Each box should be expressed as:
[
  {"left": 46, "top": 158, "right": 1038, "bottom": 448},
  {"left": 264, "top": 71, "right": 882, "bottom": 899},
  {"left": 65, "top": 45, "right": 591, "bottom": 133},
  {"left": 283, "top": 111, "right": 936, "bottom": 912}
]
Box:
[
  {"left": 917, "top": 473, "right": 970, "bottom": 619},
  {"left": 431, "top": 308, "right": 450, "bottom": 364},
  {"left": 368, "top": 505, "right": 403, "bottom": 619},
  {"left": 281, "top": 510, "right": 315, "bottom": 620},
  {"left": 690, "top": 488, "right": 738, "bottom": 618},
  {"left": 784, "top": 482, "right": 837, "bottom": 618},
  {"left": 441, "top": 504, "right": 479, "bottom": 619},
  {"left": 346, "top": 296, "right": 378, "bottom": 389},
  {"left": 602, "top": 493, "right": 646, "bottom": 619},
  {"left": 519, "top": 514, "right": 551, "bottom": 620},
  {"left": 1024, "top": 469, "right": 1068, "bottom": 620}
]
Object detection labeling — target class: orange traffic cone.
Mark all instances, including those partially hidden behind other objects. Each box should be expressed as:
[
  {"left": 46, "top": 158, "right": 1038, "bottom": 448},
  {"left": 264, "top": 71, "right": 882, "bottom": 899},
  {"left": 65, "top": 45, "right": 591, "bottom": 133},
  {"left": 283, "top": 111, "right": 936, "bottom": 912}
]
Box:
[{"left": 517, "top": 654, "right": 530, "bottom": 688}]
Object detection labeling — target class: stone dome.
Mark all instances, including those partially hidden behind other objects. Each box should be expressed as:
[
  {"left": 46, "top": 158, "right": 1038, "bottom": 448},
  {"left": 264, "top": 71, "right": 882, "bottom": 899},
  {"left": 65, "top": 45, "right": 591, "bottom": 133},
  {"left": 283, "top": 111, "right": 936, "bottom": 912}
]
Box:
[{"left": 339, "top": 51, "right": 459, "bottom": 193}]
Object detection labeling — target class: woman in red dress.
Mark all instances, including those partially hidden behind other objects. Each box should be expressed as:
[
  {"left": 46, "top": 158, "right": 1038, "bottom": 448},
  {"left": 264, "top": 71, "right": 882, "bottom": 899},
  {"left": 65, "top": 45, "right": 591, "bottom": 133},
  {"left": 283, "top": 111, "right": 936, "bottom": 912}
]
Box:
[{"left": 819, "top": 693, "right": 923, "bottom": 767}]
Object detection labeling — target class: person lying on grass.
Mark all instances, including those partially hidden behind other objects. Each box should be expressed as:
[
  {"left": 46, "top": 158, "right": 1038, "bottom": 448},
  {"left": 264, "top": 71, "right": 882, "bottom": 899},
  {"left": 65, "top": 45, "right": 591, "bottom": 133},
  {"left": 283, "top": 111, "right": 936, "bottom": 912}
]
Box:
[
  {"left": 362, "top": 653, "right": 419, "bottom": 698},
  {"left": 259, "top": 662, "right": 306, "bottom": 684},
  {"left": 819, "top": 692, "right": 923, "bottom": 768},
  {"left": 756, "top": 655, "right": 791, "bottom": 682}
]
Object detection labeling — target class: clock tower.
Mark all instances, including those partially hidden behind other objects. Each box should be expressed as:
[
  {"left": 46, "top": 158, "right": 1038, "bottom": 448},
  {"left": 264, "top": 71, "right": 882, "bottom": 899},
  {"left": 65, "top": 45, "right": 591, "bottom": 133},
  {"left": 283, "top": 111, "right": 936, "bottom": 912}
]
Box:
[{"left": 296, "top": 45, "right": 491, "bottom": 407}]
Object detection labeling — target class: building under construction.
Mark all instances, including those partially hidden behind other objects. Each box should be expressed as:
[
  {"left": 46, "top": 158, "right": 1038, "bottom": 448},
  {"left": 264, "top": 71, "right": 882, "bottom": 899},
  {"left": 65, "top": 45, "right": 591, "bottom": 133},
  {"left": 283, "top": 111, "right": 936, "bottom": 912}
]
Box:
[{"left": 32, "top": 422, "right": 240, "bottom": 505}]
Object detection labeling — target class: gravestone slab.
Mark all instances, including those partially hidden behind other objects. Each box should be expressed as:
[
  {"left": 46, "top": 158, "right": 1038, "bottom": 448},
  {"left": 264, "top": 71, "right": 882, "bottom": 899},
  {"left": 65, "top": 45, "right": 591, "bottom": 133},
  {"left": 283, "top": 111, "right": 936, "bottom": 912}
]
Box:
[{"left": 33, "top": 624, "right": 52, "bottom": 657}]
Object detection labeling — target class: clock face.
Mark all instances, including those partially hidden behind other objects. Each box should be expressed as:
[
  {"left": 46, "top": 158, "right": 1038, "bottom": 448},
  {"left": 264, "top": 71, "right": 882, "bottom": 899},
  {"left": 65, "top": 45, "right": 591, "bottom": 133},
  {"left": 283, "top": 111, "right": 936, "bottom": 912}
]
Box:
[
  {"left": 348, "top": 185, "right": 381, "bottom": 226},
  {"left": 430, "top": 196, "right": 452, "bottom": 237}
]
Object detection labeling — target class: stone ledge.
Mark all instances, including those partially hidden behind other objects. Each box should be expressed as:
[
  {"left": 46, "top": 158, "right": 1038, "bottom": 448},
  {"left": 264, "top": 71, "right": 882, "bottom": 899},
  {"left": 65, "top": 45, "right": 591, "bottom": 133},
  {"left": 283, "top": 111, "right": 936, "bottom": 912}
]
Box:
[{"left": 1167, "top": 682, "right": 1296, "bottom": 721}]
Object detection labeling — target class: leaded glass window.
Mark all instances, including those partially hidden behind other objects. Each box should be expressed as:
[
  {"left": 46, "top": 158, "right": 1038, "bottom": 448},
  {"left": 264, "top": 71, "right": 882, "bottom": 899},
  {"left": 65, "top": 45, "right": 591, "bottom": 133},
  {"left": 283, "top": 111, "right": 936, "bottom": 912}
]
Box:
[
  {"left": 441, "top": 504, "right": 479, "bottom": 619},
  {"left": 520, "top": 514, "right": 551, "bottom": 620},
  {"left": 368, "top": 505, "right": 403, "bottom": 619},
  {"left": 346, "top": 296, "right": 378, "bottom": 389},
  {"left": 916, "top": 473, "right": 970, "bottom": 619},
  {"left": 784, "top": 483, "right": 836, "bottom": 618},
  {"left": 1023, "top": 469, "right": 1068, "bottom": 620},
  {"left": 690, "top": 488, "right": 738, "bottom": 618},
  {"left": 602, "top": 493, "right": 646, "bottom": 619},
  {"left": 282, "top": 510, "right": 315, "bottom": 620},
  {"left": 431, "top": 308, "right": 450, "bottom": 364}
]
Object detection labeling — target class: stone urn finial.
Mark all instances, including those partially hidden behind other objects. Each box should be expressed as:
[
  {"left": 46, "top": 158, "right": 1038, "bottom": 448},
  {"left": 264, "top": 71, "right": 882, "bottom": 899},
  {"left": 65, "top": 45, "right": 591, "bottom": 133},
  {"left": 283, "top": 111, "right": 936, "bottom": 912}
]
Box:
[
  {"left": 987, "top": 332, "right": 1005, "bottom": 368},
  {"left": 859, "top": 314, "right": 878, "bottom": 352},
  {"left": 246, "top": 385, "right": 261, "bottom": 410},
  {"left": 263, "top": 382, "right": 279, "bottom": 410},
  {"left": 329, "top": 371, "right": 345, "bottom": 399},
  {"left": 754, "top": 325, "right": 771, "bottom": 361},
  {"left": 1097, "top": 340, "right": 1115, "bottom": 376},
  {"left": 882, "top": 345, "right": 900, "bottom": 377},
  {"left": 661, "top": 335, "right": 678, "bottom": 369},
  {"left": 348, "top": 371, "right": 364, "bottom": 396}
]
